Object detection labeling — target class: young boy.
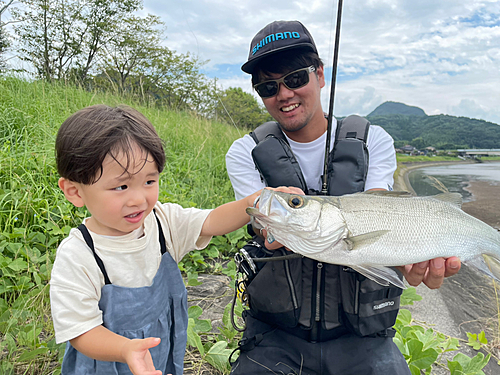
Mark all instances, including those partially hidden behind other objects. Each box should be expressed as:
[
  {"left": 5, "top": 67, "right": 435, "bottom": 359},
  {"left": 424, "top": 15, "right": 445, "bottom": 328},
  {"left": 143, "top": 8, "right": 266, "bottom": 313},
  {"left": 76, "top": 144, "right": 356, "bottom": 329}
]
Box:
[{"left": 50, "top": 104, "right": 294, "bottom": 375}]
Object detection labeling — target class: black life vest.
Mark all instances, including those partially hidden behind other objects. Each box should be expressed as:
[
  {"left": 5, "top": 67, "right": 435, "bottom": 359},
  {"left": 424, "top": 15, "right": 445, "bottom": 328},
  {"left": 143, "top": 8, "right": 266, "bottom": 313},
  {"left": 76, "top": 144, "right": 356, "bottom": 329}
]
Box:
[{"left": 245, "top": 115, "right": 403, "bottom": 338}]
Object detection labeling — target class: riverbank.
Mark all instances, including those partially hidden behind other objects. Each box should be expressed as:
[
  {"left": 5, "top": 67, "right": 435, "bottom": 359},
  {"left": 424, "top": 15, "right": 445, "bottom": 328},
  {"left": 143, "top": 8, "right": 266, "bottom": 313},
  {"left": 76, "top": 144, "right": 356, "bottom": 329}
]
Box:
[
  {"left": 393, "top": 160, "right": 476, "bottom": 193},
  {"left": 395, "top": 159, "right": 500, "bottom": 230},
  {"left": 463, "top": 180, "right": 500, "bottom": 230},
  {"left": 400, "top": 160, "right": 500, "bottom": 374}
]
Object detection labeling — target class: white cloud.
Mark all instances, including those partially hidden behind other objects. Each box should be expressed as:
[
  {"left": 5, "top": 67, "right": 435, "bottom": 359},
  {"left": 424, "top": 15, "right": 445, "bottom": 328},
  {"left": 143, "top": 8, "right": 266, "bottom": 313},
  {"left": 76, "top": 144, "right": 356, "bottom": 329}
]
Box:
[{"left": 143, "top": 0, "right": 500, "bottom": 123}]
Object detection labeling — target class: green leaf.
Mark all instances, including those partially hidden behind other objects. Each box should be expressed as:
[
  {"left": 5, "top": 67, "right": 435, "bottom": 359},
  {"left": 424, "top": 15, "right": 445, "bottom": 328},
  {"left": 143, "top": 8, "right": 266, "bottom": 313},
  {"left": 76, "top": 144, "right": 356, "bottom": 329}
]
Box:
[
  {"left": 464, "top": 352, "right": 490, "bottom": 373},
  {"left": 466, "top": 332, "right": 482, "bottom": 350},
  {"left": 7, "top": 258, "right": 28, "bottom": 272},
  {"left": 195, "top": 319, "right": 212, "bottom": 333},
  {"left": 205, "top": 341, "right": 232, "bottom": 372},
  {"left": 477, "top": 331, "right": 488, "bottom": 345},
  {"left": 397, "top": 309, "right": 412, "bottom": 326},
  {"left": 186, "top": 318, "right": 204, "bottom": 356},
  {"left": 205, "top": 247, "right": 219, "bottom": 258},
  {"left": 414, "top": 329, "right": 442, "bottom": 351},
  {"left": 412, "top": 348, "right": 438, "bottom": 369},
  {"left": 409, "top": 363, "right": 421, "bottom": 375},
  {"left": 400, "top": 287, "right": 423, "bottom": 306},
  {"left": 188, "top": 306, "right": 203, "bottom": 320},
  {"left": 18, "top": 347, "right": 48, "bottom": 362},
  {"left": 452, "top": 353, "right": 473, "bottom": 369},
  {"left": 406, "top": 339, "right": 438, "bottom": 370},
  {"left": 447, "top": 359, "right": 464, "bottom": 375},
  {"left": 393, "top": 336, "right": 407, "bottom": 356},
  {"left": 187, "top": 272, "right": 202, "bottom": 286}
]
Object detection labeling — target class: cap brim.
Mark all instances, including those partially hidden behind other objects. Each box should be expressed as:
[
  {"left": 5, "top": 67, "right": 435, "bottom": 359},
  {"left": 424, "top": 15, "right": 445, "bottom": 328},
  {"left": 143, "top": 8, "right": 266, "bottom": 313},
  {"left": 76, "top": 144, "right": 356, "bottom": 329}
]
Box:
[{"left": 241, "top": 44, "right": 316, "bottom": 74}]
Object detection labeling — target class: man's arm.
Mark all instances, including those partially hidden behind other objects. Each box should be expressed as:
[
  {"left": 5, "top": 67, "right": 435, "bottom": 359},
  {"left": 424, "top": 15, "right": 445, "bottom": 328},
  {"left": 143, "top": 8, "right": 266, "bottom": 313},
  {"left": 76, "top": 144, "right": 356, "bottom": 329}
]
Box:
[{"left": 226, "top": 135, "right": 266, "bottom": 200}]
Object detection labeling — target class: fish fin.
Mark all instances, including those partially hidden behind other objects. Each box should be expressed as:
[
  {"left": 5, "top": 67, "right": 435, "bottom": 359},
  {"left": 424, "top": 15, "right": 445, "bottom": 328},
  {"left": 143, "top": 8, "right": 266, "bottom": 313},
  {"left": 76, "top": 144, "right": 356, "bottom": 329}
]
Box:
[
  {"left": 350, "top": 265, "right": 406, "bottom": 289},
  {"left": 345, "top": 230, "right": 390, "bottom": 250},
  {"left": 363, "top": 190, "right": 413, "bottom": 197},
  {"left": 465, "top": 254, "right": 500, "bottom": 281},
  {"left": 429, "top": 193, "right": 463, "bottom": 208}
]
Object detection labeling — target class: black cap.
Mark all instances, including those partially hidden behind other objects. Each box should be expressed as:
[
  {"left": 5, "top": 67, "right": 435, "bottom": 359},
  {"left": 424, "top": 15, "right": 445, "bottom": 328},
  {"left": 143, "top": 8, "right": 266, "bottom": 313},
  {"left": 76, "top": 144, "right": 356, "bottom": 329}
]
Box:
[{"left": 242, "top": 20, "right": 318, "bottom": 74}]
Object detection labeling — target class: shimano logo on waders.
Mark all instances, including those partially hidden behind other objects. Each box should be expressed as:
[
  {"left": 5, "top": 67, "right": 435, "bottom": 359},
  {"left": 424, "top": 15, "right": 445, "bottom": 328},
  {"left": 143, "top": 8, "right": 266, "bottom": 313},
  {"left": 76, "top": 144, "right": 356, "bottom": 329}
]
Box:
[{"left": 373, "top": 300, "right": 395, "bottom": 311}]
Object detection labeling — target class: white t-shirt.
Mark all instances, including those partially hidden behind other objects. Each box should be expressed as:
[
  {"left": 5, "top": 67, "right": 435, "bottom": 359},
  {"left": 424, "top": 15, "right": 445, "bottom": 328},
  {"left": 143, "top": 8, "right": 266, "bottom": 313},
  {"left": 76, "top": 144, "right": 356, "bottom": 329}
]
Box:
[
  {"left": 225, "top": 118, "right": 396, "bottom": 200},
  {"left": 50, "top": 201, "right": 212, "bottom": 344}
]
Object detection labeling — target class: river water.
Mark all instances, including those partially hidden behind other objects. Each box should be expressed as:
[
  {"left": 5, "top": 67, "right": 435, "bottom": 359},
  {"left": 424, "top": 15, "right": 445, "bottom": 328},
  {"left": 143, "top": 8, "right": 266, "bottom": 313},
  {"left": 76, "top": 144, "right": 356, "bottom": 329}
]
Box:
[{"left": 408, "top": 162, "right": 500, "bottom": 201}]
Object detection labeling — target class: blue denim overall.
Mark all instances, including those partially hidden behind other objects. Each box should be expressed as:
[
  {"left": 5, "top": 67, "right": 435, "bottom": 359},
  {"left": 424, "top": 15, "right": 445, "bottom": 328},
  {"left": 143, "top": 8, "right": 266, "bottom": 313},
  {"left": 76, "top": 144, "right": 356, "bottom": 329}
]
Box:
[{"left": 61, "top": 213, "right": 188, "bottom": 374}]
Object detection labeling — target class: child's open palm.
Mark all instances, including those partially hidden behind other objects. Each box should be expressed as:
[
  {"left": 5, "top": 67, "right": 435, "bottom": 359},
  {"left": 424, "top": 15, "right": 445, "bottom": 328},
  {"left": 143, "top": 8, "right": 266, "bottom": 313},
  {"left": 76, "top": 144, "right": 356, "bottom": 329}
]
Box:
[{"left": 124, "top": 337, "right": 163, "bottom": 375}]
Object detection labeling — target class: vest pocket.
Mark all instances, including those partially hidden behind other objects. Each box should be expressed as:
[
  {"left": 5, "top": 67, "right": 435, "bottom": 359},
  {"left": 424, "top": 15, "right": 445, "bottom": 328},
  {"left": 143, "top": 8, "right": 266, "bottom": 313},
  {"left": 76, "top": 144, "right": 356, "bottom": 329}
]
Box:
[
  {"left": 247, "top": 249, "right": 302, "bottom": 328},
  {"left": 339, "top": 268, "right": 402, "bottom": 336}
]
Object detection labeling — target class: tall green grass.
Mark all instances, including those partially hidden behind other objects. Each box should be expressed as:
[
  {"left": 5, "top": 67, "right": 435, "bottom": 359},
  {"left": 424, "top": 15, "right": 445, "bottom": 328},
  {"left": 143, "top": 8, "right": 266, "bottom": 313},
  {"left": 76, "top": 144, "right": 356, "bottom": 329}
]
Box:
[{"left": 0, "top": 76, "right": 244, "bottom": 374}]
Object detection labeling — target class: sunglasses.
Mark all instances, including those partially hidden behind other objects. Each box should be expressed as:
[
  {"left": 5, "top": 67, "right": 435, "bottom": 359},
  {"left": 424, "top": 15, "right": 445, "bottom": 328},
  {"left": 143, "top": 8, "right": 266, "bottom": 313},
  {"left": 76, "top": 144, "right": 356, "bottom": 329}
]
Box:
[{"left": 254, "top": 66, "right": 316, "bottom": 98}]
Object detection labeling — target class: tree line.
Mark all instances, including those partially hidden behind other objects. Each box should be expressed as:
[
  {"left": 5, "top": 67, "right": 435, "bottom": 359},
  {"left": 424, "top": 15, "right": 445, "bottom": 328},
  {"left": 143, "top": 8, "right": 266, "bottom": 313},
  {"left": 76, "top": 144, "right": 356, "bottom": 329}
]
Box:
[
  {"left": 0, "top": 0, "right": 270, "bottom": 128},
  {"left": 368, "top": 114, "right": 500, "bottom": 150}
]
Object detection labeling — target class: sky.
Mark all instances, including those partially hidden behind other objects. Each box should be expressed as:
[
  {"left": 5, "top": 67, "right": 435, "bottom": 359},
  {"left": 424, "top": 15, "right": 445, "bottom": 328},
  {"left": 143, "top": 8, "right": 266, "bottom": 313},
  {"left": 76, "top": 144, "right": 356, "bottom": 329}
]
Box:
[{"left": 140, "top": 0, "right": 500, "bottom": 125}]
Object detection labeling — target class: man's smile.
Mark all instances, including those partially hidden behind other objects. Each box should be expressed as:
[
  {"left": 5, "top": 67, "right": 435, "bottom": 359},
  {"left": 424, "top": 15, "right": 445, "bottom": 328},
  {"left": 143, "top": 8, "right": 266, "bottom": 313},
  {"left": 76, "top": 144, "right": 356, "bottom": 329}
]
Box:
[{"left": 281, "top": 103, "right": 300, "bottom": 112}]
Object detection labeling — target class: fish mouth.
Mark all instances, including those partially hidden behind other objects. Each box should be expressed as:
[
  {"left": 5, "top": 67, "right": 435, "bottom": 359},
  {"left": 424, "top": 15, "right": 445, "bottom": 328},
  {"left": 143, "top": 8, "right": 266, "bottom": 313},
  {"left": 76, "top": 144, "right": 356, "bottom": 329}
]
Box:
[{"left": 249, "top": 189, "right": 316, "bottom": 232}]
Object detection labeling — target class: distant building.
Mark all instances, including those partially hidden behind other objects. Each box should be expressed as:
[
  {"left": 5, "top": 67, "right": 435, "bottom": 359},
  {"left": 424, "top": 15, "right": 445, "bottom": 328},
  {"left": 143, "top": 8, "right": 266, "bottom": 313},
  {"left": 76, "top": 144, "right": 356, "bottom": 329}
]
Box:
[
  {"left": 400, "top": 145, "right": 415, "bottom": 153},
  {"left": 457, "top": 149, "right": 500, "bottom": 157}
]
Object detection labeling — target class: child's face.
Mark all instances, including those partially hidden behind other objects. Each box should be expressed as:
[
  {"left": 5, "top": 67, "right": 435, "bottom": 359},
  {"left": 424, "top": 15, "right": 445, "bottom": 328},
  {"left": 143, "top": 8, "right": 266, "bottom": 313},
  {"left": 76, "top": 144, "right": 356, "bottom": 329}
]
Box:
[{"left": 75, "top": 144, "right": 160, "bottom": 236}]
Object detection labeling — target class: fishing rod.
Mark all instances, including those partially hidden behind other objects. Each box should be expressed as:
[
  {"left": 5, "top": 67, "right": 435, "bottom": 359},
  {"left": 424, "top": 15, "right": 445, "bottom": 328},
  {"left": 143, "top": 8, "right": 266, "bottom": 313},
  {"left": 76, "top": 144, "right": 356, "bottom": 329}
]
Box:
[{"left": 321, "top": 0, "right": 344, "bottom": 195}]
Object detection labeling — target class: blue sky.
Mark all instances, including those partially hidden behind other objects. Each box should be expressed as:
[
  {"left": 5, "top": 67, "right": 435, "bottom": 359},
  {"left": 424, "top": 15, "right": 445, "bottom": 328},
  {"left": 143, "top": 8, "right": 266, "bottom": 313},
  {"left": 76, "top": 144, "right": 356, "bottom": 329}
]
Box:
[{"left": 144, "top": 1, "right": 497, "bottom": 124}]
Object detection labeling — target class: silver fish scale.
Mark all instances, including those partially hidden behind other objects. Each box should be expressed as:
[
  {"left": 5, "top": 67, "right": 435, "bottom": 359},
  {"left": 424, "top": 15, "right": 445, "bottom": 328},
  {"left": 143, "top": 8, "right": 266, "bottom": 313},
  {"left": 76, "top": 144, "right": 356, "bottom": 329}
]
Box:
[{"left": 336, "top": 193, "right": 500, "bottom": 266}]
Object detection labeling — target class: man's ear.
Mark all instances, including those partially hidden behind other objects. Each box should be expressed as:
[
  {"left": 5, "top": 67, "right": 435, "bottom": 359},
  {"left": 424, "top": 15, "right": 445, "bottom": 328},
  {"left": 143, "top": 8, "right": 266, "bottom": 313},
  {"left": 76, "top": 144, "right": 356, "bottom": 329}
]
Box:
[
  {"left": 58, "top": 178, "right": 85, "bottom": 208},
  {"left": 316, "top": 65, "right": 326, "bottom": 89}
]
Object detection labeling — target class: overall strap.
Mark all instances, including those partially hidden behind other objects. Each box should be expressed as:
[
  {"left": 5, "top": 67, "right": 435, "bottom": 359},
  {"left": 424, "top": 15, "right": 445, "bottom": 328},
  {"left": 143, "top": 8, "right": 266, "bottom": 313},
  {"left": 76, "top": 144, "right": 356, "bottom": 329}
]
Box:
[
  {"left": 77, "top": 224, "right": 112, "bottom": 285},
  {"left": 76, "top": 210, "right": 167, "bottom": 286},
  {"left": 153, "top": 209, "right": 167, "bottom": 255}
]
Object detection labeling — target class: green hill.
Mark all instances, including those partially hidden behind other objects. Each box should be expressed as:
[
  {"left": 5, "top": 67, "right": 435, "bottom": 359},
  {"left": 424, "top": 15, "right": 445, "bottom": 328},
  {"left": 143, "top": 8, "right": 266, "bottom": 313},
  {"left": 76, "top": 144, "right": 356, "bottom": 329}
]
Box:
[
  {"left": 368, "top": 114, "right": 500, "bottom": 149},
  {"left": 368, "top": 101, "right": 427, "bottom": 117},
  {"left": 364, "top": 103, "right": 500, "bottom": 149}
]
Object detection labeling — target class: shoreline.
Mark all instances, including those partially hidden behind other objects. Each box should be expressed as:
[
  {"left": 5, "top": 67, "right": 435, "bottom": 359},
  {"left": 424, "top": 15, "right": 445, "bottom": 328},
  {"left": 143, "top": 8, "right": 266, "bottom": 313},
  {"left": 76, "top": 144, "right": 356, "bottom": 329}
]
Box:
[
  {"left": 393, "top": 160, "right": 475, "bottom": 193},
  {"left": 396, "top": 159, "right": 500, "bottom": 229}
]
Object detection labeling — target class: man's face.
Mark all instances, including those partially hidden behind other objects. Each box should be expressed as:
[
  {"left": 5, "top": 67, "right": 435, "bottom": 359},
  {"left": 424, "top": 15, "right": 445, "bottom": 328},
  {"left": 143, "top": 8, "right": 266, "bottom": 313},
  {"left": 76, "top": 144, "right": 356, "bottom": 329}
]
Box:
[{"left": 259, "top": 65, "right": 325, "bottom": 134}]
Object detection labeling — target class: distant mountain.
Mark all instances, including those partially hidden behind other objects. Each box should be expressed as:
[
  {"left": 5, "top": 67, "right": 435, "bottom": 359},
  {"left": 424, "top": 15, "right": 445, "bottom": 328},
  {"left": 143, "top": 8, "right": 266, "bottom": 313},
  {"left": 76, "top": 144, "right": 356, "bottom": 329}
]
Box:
[
  {"left": 368, "top": 101, "right": 427, "bottom": 117},
  {"left": 366, "top": 113, "right": 500, "bottom": 149}
]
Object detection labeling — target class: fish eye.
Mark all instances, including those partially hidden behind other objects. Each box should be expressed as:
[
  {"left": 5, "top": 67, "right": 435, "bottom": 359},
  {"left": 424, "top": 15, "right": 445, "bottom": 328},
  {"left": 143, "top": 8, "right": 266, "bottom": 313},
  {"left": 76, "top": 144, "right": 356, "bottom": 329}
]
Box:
[{"left": 288, "top": 195, "right": 304, "bottom": 208}]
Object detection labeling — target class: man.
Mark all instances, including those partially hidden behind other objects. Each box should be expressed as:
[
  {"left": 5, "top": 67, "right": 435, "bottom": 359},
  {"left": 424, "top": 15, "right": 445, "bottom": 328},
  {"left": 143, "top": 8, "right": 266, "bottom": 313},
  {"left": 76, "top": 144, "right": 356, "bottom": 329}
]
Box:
[{"left": 225, "top": 20, "right": 461, "bottom": 374}]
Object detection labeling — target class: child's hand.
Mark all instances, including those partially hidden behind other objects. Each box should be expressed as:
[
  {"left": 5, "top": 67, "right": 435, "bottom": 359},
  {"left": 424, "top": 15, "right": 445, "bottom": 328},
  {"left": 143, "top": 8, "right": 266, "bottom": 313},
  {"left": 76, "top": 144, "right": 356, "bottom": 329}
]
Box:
[
  {"left": 122, "top": 337, "right": 162, "bottom": 375},
  {"left": 266, "top": 186, "right": 305, "bottom": 196}
]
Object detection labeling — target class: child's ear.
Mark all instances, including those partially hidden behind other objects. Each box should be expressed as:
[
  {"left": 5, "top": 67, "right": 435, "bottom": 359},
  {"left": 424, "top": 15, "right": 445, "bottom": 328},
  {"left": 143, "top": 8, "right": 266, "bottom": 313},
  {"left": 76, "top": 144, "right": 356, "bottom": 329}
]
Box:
[{"left": 58, "top": 178, "right": 85, "bottom": 208}]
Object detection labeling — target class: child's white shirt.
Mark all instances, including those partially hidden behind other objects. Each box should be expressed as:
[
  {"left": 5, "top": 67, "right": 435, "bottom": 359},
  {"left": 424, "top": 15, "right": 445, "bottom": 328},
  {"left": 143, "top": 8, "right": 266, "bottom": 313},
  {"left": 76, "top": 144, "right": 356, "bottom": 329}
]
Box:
[{"left": 50, "top": 201, "right": 212, "bottom": 344}]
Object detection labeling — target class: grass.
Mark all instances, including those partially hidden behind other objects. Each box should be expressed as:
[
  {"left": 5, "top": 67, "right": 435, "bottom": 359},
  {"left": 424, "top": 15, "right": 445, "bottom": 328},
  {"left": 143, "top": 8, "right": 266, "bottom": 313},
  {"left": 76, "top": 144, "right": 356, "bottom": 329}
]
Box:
[{"left": 0, "top": 76, "right": 243, "bottom": 374}]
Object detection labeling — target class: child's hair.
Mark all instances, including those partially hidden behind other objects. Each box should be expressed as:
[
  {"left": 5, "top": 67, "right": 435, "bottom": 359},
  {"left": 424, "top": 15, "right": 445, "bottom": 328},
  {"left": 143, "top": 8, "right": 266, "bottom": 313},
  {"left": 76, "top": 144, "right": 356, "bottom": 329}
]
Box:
[{"left": 55, "top": 104, "right": 165, "bottom": 184}]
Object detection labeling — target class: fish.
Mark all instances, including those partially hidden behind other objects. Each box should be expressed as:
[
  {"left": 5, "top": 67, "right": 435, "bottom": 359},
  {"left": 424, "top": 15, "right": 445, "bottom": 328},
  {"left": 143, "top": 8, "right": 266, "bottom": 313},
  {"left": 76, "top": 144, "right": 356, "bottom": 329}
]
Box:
[{"left": 246, "top": 189, "right": 500, "bottom": 289}]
